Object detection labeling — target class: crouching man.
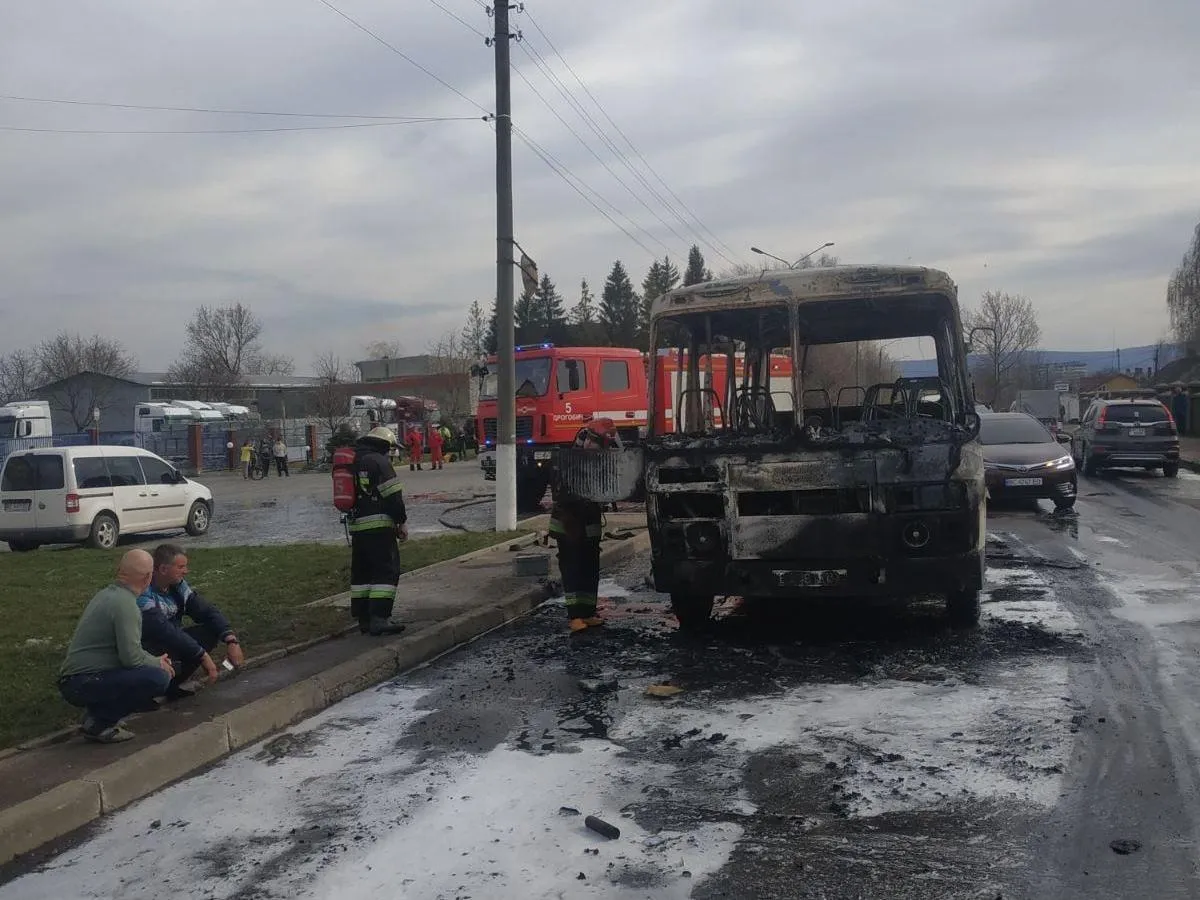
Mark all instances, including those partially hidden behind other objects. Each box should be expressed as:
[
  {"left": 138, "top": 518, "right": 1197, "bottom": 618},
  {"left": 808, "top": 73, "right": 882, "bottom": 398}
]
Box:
[
  {"left": 58, "top": 549, "right": 175, "bottom": 743},
  {"left": 138, "top": 543, "right": 244, "bottom": 700}
]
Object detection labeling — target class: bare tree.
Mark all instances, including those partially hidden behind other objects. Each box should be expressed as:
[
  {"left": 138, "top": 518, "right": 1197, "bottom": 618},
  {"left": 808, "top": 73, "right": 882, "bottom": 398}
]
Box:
[
  {"left": 245, "top": 353, "right": 295, "bottom": 377},
  {"left": 0, "top": 349, "right": 40, "bottom": 405},
  {"left": 964, "top": 291, "right": 1041, "bottom": 408},
  {"left": 1167, "top": 220, "right": 1200, "bottom": 354},
  {"left": 363, "top": 339, "right": 403, "bottom": 360},
  {"left": 168, "top": 302, "right": 282, "bottom": 398},
  {"left": 36, "top": 333, "right": 137, "bottom": 430},
  {"left": 801, "top": 341, "right": 898, "bottom": 401},
  {"left": 311, "top": 351, "right": 354, "bottom": 433},
  {"left": 427, "top": 331, "right": 473, "bottom": 421},
  {"left": 717, "top": 254, "right": 840, "bottom": 279}
]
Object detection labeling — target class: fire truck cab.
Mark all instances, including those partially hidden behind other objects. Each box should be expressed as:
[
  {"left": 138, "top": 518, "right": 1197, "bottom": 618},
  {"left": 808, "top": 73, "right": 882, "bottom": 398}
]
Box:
[{"left": 476, "top": 344, "right": 648, "bottom": 510}]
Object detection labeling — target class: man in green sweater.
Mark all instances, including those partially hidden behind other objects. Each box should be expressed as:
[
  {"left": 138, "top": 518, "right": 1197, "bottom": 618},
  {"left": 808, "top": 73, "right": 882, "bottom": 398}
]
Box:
[{"left": 58, "top": 549, "right": 176, "bottom": 743}]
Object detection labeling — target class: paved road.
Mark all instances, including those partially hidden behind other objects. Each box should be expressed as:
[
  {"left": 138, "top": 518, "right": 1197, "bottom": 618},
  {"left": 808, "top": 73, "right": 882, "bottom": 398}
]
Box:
[
  {"left": 0, "top": 460, "right": 499, "bottom": 552},
  {"left": 4, "top": 468, "right": 1200, "bottom": 898}
]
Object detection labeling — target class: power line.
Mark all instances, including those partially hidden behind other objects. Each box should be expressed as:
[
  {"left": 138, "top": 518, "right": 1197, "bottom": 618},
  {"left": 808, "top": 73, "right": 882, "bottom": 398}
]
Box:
[
  {"left": 510, "top": 61, "right": 675, "bottom": 255},
  {"left": 0, "top": 93, "right": 455, "bottom": 120},
  {"left": 511, "top": 125, "right": 657, "bottom": 257},
  {"left": 518, "top": 38, "right": 720, "bottom": 264},
  {"left": 315, "top": 0, "right": 490, "bottom": 116},
  {"left": 424, "top": 0, "right": 488, "bottom": 39},
  {"left": 0, "top": 118, "right": 477, "bottom": 135},
  {"left": 521, "top": 7, "right": 742, "bottom": 266}
]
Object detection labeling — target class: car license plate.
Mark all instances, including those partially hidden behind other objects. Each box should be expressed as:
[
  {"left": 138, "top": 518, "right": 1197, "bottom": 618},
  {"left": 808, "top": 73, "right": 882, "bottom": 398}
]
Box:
[
  {"left": 1005, "top": 477, "right": 1043, "bottom": 487},
  {"left": 775, "top": 568, "right": 848, "bottom": 588},
  {"left": 533, "top": 451, "right": 552, "bottom": 460},
  {"left": 2, "top": 499, "right": 31, "bottom": 512},
  {"left": 1128, "top": 427, "right": 1146, "bottom": 437}
]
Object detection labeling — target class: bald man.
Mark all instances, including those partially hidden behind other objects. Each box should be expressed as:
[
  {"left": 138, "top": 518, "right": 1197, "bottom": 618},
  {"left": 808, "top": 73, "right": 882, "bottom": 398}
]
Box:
[{"left": 58, "top": 549, "right": 176, "bottom": 743}]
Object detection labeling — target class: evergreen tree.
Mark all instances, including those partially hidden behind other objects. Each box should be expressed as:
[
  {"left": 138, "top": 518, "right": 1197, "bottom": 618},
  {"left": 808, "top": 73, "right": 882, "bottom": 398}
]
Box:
[
  {"left": 533, "top": 273, "right": 567, "bottom": 343},
  {"left": 570, "top": 278, "right": 597, "bottom": 326},
  {"left": 684, "top": 244, "right": 710, "bottom": 286},
  {"left": 638, "top": 255, "right": 682, "bottom": 347},
  {"left": 485, "top": 297, "right": 498, "bottom": 355},
  {"left": 461, "top": 299, "right": 488, "bottom": 360},
  {"left": 600, "top": 260, "right": 641, "bottom": 347},
  {"left": 515, "top": 287, "right": 538, "bottom": 344}
]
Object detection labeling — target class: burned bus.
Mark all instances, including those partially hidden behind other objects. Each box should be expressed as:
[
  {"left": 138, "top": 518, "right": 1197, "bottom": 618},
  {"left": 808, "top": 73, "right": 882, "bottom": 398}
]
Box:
[{"left": 561, "top": 265, "right": 986, "bottom": 629}]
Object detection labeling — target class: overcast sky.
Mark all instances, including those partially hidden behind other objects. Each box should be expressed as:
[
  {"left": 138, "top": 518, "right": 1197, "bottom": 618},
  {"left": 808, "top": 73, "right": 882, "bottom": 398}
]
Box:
[{"left": 2, "top": 0, "right": 1198, "bottom": 372}]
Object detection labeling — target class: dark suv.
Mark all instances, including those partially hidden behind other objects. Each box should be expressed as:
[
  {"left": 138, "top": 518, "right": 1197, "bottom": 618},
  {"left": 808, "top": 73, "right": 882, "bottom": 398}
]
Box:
[{"left": 1072, "top": 398, "right": 1180, "bottom": 477}]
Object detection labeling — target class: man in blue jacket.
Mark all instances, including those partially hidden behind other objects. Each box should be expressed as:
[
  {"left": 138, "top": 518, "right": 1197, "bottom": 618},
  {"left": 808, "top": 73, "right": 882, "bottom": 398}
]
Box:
[{"left": 138, "top": 543, "right": 244, "bottom": 700}]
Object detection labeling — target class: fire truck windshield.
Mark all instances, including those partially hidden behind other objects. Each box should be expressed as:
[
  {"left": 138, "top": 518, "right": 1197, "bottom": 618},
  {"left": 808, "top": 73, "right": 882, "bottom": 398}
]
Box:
[{"left": 480, "top": 357, "right": 552, "bottom": 400}]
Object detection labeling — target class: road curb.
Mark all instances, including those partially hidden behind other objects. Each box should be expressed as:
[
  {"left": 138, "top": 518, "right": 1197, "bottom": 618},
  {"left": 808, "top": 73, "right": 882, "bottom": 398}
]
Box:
[{"left": 0, "top": 529, "right": 650, "bottom": 867}]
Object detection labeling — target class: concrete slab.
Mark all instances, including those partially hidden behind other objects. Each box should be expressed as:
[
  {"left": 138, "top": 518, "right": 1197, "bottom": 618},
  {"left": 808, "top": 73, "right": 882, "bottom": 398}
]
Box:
[
  {"left": 84, "top": 723, "right": 230, "bottom": 813},
  {"left": 0, "top": 781, "right": 100, "bottom": 866}
]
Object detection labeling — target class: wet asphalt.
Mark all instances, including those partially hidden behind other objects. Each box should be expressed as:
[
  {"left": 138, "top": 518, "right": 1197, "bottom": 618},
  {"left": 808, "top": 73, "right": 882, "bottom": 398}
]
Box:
[{"left": 4, "top": 469, "right": 1200, "bottom": 898}]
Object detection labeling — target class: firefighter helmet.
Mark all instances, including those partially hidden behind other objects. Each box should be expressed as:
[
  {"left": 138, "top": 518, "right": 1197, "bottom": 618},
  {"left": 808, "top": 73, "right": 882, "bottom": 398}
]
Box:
[
  {"left": 364, "top": 426, "right": 397, "bottom": 447},
  {"left": 574, "top": 418, "right": 619, "bottom": 449}
]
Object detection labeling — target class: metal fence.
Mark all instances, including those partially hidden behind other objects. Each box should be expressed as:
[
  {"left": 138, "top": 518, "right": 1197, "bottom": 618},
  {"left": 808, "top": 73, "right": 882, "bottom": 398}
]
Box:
[{"left": 0, "top": 421, "right": 337, "bottom": 471}]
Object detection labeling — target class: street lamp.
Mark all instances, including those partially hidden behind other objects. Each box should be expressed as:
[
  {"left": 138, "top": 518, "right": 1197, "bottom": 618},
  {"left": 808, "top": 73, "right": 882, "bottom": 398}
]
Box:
[
  {"left": 792, "top": 241, "right": 834, "bottom": 267},
  {"left": 750, "top": 242, "right": 835, "bottom": 269},
  {"left": 749, "top": 246, "right": 792, "bottom": 269}
]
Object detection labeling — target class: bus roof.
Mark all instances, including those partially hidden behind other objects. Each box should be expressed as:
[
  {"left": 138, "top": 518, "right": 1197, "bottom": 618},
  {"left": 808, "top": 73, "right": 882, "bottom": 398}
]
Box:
[{"left": 651, "top": 264, "right": 957, "bottom": 319}]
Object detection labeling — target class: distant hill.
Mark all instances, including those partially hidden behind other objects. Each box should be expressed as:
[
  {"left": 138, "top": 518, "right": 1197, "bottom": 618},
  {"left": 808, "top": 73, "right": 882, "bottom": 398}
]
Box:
[{"left": 898, "top": 344, "right": 1179, "bottom": 380}]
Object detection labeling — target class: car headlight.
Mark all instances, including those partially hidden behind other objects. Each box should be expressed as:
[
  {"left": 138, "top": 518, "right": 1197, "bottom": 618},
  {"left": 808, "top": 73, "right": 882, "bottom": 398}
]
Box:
[{"left": 1052, "top": 455, "right": 1074, "bottom": 470}]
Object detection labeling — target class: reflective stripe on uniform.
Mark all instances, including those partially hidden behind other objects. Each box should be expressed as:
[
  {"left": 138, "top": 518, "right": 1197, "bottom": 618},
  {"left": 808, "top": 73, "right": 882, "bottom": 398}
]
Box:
[
  {"left": 349, "top": 514, "right": 394, "bottom": 532},
  {"left": 548, "top": 518, "right": 565, "bottom": 534},
  {"left": 378, "top": 476, "right": 404, "bottom": 498},
  {"left": 351, "top": 583, "right": 396, "bottom": 600}
]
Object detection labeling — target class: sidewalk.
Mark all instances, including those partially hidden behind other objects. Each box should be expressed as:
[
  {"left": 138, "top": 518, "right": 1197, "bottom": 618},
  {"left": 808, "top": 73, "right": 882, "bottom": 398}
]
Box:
[
  {"left": 0, "top": 513, "right": 649, "bottom": 868},
  {"left": 1180, "top": 435, "right": 1200, "bottom": 471}
]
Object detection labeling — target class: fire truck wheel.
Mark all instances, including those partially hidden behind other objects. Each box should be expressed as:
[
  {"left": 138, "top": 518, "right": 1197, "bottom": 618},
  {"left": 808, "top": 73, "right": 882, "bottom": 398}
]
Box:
[{"left": 671, "top": 592, "right": 714, "bottom": 631}]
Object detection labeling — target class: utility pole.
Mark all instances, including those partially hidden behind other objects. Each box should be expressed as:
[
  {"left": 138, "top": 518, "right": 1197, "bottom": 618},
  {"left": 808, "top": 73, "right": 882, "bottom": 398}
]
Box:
[{"left": 492, "top": 1, "right": 517, "bottom": 531}]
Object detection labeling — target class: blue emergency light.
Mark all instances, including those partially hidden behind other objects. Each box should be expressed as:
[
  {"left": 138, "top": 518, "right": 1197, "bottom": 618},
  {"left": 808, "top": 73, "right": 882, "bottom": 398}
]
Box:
[{"left": 514, "top": 343, "right": 554, "bottom": 352}]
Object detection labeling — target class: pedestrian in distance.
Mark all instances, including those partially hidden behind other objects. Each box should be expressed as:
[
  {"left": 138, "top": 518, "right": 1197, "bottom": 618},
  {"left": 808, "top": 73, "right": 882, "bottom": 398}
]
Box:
[
  {"left": 240, "top": 440, "right": 253, "bottom": 479},
  {"left": 407, "top": 426, "right": 424, "bottom": 472},
  {"left": 258, "top": 437, "right": 272, "bottom": 478},
  {"left": 57, "top": 549, "right": 175, "bottom": 743},
  {"left": 347, "top": 426, "right": 409, "bottom": 636},
  {"left": 428, "top": 425, "right": 445, "bottom": 470},
  {"left": 137, "top": 543, "right": 244, "bottom": 700},
  {"left": 1172, "top": 385, "right": 1189, "bottom": 436},
  {"left": 550, "top": 419, "right": 619, "bottom": 634},
  {"left": 273, "top": 437, "right": 289, "bottom": 477}
]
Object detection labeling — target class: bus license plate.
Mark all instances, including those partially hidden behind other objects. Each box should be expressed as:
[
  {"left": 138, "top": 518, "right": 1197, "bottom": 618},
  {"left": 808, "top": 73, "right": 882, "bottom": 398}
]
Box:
[
  {"left": 1005, "top": 477, "right": 1042, "bottom": 486},
  {"left": 775, "top": 568, "right": 847, "bottom": 588}
]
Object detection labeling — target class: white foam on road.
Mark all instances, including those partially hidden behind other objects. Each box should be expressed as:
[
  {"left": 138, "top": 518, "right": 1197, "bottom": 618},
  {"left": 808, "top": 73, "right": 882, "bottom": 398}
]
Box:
[{"left": 0, "top": 570, "right": 1081, "bottom": 900}]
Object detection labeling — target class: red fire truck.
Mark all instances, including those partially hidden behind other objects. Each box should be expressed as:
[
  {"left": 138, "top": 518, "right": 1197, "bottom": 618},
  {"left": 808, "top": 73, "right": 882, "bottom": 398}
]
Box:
[{"left": 476, "top": 344, "right": 648, "bottom": 510}]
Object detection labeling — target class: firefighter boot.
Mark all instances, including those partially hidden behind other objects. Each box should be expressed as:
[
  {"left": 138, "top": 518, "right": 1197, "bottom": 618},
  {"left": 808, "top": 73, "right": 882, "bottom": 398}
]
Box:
[{"left": 367, "top": 600, "right": 407, "bottom": 636}]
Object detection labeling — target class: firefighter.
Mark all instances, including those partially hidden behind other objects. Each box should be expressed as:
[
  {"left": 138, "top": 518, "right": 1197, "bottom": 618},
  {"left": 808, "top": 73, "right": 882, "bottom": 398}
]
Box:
[
  {"left": 406, "top": 426, "right": 424, "bottom": 472},
  {"left": 549, "top": 419, "right": 617, "bottom": 634},
  {"left": 428, "top": 424, "right": 445, "bottom": 470},
  {"left": 349, "top": 427, "right": 408, "bottom": 636}
]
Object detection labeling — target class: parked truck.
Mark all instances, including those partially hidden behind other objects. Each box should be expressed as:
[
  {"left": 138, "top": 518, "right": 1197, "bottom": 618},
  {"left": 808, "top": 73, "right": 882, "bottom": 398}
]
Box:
[
  {"left": 0, "top": 401, "right": 52, "bottom": 440},
  {"left": 556, "top": 264, "right": 987, "bottom": 631},
  {"left": 1010, "top": 389, "right": 1078, "bottom": 433}
]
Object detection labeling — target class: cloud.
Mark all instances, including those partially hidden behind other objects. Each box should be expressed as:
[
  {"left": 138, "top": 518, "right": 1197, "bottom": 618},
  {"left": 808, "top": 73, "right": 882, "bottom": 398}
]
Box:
[{"left": 1, "top": 0, "right": 1198, "bottom": 371}]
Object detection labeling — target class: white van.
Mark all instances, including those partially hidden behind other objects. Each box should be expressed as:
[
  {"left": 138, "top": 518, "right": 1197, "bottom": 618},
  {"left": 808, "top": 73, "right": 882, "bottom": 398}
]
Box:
[{"left": 0, "top": 446, "right": 213, "bottom": 552}]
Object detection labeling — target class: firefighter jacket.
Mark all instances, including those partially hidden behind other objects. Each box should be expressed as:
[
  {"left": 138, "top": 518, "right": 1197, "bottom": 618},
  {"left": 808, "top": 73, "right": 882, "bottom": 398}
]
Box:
[{"left": 349, "top": 442, "right": 407, "bottom": 534}]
